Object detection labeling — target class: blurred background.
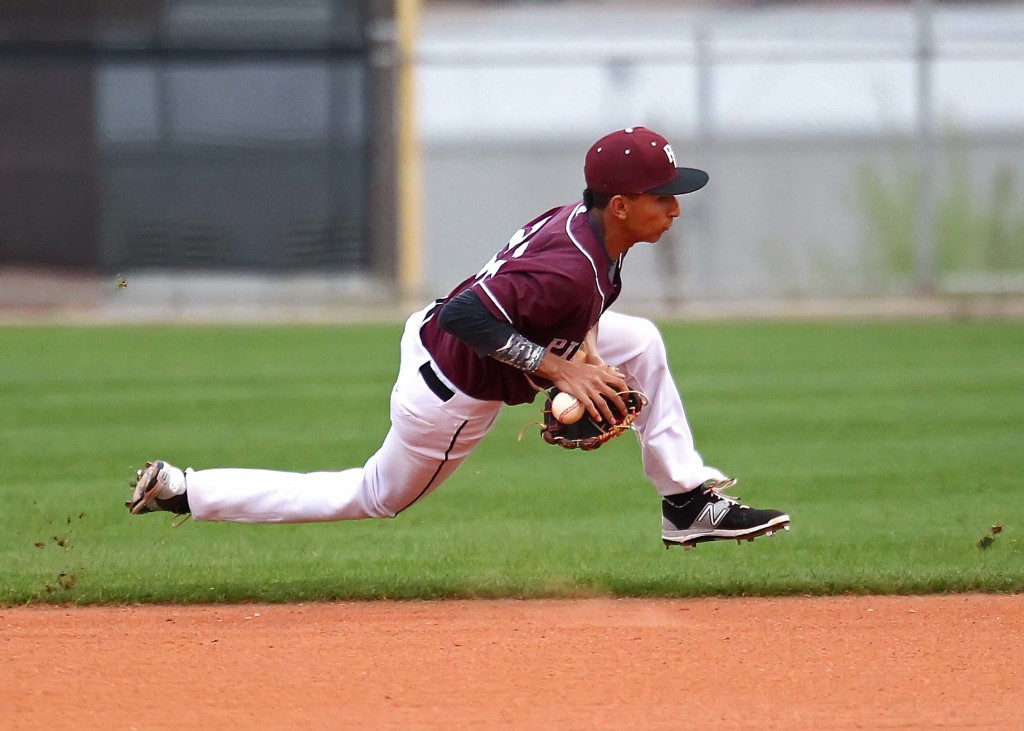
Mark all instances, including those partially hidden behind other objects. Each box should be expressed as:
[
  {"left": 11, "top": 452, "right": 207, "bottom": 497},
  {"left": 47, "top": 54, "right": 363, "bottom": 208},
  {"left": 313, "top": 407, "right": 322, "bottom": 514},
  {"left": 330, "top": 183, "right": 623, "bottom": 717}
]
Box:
[{"left": 1, "top": 0, "right": 1023, "bottom": 320}]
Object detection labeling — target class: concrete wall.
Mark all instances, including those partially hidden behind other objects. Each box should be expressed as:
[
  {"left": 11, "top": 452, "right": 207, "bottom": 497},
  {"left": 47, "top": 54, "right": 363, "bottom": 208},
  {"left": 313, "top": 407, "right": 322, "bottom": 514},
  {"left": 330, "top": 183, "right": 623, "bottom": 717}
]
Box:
[
  {"left": 422, "top": 132, "right": 1024, "bottom": 306},
  {"left": 416, "top": 1, "right": 1024, "bottom": 307}
]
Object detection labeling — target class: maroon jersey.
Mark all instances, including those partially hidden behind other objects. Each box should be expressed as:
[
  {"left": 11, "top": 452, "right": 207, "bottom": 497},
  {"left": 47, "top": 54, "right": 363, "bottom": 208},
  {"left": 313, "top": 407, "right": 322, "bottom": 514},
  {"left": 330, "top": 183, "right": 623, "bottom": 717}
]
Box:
[{"left": 420, "top": 202, "right": 623, "bottom": 405}]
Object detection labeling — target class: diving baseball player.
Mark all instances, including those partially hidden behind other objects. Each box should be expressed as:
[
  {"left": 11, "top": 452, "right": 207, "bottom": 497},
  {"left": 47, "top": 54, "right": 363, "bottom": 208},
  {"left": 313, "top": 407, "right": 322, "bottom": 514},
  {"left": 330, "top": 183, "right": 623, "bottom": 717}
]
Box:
[{"left": 127, "top": 126, "right": 790, "bottom": 549}]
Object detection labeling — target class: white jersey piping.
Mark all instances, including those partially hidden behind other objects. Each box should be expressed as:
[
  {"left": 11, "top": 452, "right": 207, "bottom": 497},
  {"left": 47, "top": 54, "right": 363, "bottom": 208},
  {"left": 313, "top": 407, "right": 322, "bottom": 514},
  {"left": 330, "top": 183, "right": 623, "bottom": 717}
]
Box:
[
  {"left": 476, "top": 281, "right": 513, "bottom": 323},
  {"left": 565, "top": 204, "right": 606, "bottom": 310}
]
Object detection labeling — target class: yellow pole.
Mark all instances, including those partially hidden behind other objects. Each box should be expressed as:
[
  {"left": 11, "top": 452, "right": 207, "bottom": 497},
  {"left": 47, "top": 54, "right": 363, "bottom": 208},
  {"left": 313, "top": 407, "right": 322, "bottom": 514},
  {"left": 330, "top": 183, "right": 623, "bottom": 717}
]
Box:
[{"left": 396, "top": 0, "right": 422, "bottom": 305}]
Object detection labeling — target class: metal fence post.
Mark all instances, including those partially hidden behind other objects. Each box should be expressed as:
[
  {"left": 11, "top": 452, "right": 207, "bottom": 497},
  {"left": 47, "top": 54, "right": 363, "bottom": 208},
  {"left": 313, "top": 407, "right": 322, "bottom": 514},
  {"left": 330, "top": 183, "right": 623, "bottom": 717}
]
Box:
[{"left": 915, "top": 0, "right": 937, "bottom": 293}]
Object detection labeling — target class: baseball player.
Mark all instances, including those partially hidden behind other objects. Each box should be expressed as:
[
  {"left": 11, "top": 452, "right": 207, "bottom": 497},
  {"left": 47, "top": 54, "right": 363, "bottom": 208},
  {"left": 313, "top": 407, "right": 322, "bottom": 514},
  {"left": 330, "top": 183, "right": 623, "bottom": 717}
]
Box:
[{"left": 127, "top": 126, "right": 790, "bottom": 549}]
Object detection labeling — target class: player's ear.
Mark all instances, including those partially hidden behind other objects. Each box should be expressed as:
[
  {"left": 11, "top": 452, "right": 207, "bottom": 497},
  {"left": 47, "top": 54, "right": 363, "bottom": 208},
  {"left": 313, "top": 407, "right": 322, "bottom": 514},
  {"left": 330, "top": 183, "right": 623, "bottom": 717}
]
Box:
[{"left": 608, "top": 194, "right": 630, "bottom": 220}]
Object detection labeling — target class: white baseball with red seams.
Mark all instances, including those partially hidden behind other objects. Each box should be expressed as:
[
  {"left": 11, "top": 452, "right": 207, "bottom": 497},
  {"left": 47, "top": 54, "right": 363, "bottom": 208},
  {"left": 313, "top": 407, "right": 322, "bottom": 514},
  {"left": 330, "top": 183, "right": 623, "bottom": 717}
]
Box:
[{"left": 551, "top": 391, "right": 584, "bottom": 424}]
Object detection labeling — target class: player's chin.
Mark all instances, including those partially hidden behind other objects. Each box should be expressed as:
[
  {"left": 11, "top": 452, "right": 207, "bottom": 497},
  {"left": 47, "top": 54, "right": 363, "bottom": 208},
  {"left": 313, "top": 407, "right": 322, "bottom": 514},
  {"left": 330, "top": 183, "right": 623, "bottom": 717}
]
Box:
[{"left": 649, "top": 227, "right": 672, "bottom": 243}]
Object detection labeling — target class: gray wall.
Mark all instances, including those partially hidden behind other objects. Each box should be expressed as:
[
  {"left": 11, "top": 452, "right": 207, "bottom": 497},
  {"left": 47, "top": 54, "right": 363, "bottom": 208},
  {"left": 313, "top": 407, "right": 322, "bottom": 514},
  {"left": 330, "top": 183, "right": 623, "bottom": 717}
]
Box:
[
  {"left": 416, "top": 1, "right": 1024, "bottom": 307},
  {"left": 423, "top": 132, "right": 1024, "bottom": 305}
]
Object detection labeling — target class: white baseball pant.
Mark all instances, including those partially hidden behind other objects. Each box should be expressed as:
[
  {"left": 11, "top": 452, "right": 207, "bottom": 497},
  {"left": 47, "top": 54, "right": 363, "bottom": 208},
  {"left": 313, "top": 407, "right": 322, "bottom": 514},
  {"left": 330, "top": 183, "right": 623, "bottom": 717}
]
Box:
[{"left": 186, "top": 305, "right": 724, "bottom": 523}]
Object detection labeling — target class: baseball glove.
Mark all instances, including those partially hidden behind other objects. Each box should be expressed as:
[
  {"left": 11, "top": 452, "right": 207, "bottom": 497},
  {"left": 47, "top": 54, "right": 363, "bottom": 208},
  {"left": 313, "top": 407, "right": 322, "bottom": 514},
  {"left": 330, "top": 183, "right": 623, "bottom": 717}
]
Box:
[{"left": 539, "top": 389, "right": 646, "bottom": 451}]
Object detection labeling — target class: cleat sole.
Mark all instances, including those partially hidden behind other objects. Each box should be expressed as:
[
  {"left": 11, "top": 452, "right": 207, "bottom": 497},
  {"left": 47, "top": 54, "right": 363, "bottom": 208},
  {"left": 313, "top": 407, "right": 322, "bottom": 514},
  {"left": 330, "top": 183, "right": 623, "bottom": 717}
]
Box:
[{"left": 664, "top": 518, "right": 791, "bottom": 550}]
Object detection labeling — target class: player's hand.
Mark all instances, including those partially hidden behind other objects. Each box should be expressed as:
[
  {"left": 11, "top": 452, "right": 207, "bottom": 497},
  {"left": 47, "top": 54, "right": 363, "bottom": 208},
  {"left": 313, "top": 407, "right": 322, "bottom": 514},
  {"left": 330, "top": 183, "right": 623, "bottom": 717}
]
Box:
[
  {"left": 572, "top": 347, "right": 611, "bottom": 370},
  {"left": 537, "top": 354, "right": 628, "bottom": 424}
]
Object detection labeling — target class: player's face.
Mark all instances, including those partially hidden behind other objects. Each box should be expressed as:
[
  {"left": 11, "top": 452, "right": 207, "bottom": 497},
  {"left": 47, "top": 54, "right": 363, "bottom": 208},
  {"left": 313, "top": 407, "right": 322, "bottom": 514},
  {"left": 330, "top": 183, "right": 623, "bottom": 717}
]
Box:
[{"left": 619, "top": 194, "right": 681, "bottom": 243}]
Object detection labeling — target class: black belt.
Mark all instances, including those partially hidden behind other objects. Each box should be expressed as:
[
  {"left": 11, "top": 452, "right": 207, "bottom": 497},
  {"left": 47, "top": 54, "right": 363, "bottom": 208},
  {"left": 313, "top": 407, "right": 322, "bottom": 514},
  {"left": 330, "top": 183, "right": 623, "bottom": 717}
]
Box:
[{"left": 419, "top": 362, "right": 454, "bottom": 402}]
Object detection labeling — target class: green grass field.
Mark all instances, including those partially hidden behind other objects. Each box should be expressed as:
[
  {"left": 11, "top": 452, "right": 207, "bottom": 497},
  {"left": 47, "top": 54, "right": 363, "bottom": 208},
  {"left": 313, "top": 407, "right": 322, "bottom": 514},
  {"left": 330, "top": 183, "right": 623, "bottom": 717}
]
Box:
[{"left": 1, "top": 319, "right": 1021, "bottom": 605}]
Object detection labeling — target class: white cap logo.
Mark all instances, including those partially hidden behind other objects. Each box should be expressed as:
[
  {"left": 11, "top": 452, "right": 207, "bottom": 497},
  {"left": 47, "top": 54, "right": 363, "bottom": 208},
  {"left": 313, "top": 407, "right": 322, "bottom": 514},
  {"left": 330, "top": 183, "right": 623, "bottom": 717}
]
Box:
[{"left": 663, "top": 144, "right": 677, "bottom": 166}]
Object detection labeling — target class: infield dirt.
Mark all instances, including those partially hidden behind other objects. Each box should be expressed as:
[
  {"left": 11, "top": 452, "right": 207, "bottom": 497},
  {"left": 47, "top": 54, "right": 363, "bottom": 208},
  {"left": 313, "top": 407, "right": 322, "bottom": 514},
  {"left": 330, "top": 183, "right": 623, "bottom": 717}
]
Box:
[{"left": 3, "top": 594, "right": 1021, "bottom": 730}]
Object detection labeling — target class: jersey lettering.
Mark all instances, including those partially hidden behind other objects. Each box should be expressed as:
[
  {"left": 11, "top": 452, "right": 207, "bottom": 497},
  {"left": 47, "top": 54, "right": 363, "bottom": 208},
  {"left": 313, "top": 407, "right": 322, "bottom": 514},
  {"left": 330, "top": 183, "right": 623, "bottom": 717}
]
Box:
[
  {"left": 475, "top": 255, "right": 507, "bottom": 281},
  {"left": 475, "top": 216, "right": 552, "bottom": 283},
  {"left": 547, "top": 338, "right": 579, "bottom": 358}
]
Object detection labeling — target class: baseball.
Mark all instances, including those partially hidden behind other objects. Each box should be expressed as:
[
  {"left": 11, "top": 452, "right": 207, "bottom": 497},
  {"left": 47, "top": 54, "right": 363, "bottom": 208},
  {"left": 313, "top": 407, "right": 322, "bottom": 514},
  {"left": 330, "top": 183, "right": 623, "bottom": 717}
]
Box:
[{"left": 551, "top": 392, "right": 584, "bottom": 424}]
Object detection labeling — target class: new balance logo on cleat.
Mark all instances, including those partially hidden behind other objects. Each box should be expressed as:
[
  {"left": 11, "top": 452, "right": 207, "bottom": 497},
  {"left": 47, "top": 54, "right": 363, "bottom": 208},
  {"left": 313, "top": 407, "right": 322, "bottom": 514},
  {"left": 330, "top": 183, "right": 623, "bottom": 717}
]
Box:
[
  {"left": 661, "top": 478, "right": 790, "bottom": 550},
  {"left": 696, "top": 498, "right": 731, "bottom": 527}
]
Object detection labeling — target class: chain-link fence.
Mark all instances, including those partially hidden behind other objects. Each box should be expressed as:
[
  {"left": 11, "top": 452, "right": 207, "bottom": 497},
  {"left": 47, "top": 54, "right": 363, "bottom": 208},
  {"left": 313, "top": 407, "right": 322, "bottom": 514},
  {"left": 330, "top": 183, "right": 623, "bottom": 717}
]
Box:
[{"left": 0, "top": 0, "right": 375, "bottom": 276}]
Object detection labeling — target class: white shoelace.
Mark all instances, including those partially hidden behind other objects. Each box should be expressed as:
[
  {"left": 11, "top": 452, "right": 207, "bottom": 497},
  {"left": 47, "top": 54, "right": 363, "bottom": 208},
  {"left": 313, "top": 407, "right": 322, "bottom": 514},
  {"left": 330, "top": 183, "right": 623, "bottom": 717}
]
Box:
[{"left": 701, "top": 478, "right": 744, "bottom": 507}]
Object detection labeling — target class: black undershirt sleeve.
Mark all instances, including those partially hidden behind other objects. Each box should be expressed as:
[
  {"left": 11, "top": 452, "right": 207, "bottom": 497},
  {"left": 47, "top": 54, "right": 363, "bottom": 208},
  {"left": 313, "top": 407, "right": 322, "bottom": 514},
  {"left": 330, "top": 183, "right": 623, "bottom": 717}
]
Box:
[
  {"left": 436, "top": 288, "right": 517, "bottom": 357},
  {"left": 437, "top": 289, "right": 547, "bottom": 372}
]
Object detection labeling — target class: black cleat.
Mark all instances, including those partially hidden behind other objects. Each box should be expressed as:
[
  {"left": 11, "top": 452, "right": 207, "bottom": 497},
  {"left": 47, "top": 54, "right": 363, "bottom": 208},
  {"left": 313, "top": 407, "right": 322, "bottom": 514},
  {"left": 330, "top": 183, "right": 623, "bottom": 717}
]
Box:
[{"left": 661, "top": 479, "right": 790, "bottom": 550}]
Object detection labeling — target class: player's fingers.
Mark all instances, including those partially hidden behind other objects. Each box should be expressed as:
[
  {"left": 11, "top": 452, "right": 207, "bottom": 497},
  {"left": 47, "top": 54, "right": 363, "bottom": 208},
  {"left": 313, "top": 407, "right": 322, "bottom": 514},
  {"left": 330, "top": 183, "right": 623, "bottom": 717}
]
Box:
[
  {"left": 591, "top": 395, "right": 615, "bottom": 424},
  {"left": 562, "top": 364, "right": 626, "bottom": 423},
  {"left": 573, "top": 387, "right": 604, "bottom": 423},
  {"left": 575, "top": 382, "right": 614, "bottom": 423},
  {"left": 598, "top": 369, "right": 629, "bottom": 420},
  {"left": 592, "top": 364, "right": 626, "bottom": 388},
  {"left": 582, "top": 382, "right": 623, "bottom": 425},
  {"left": 600, "top": 387, "right": 628, "bottom": 423}
]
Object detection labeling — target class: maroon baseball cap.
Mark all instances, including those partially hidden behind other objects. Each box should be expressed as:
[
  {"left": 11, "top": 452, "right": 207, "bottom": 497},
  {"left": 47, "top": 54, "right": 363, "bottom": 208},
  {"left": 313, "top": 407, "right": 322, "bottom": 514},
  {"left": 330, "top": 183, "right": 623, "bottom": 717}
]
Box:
[{"left": 584, "top": 126, "right": 708, "bottom": 196}]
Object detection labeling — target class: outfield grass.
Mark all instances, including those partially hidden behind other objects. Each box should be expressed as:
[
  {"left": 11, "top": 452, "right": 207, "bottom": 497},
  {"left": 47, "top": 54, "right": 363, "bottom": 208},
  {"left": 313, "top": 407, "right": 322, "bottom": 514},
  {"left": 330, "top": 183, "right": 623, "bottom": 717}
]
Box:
[{"left": 1, "top": 319, "right": 1021, "bottom": 604}]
